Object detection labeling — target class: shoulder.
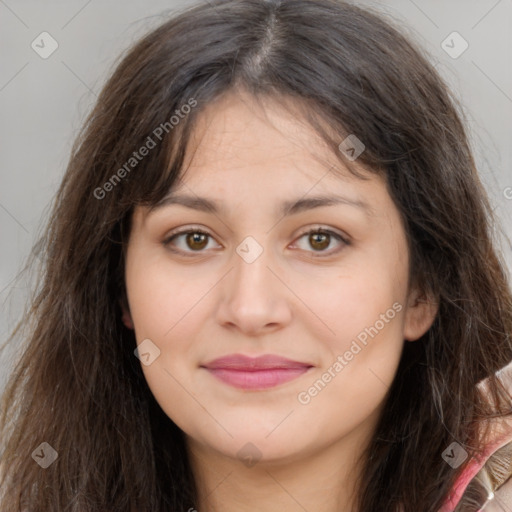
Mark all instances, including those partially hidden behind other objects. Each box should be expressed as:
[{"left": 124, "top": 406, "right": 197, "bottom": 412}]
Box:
[
  {"left": 441, "top": 361, "right": 512, "bottom": 511},
  {"left": 483, "top": 476, "right": 512, "bottom": 511}
]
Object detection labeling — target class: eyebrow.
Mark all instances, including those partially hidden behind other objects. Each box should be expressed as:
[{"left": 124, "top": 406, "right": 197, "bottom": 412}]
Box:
[{"left": 150, "top": 192, "right": 375, "bottom": 218}]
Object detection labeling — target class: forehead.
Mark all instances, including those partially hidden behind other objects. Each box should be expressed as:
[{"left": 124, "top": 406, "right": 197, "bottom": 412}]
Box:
[
  {"left": 185, "top": 91, "right": 312, "bottom": 152},
  {"left": 136, "top": 90, "right": 400, "bottom": 231},
  {"left": 178, "top": 89, "right": 375, "bottom": 191}
]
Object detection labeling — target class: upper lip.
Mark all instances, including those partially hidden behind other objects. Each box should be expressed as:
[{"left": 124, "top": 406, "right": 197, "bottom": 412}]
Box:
[{"left": 201, "top": 354, "right": 313, "bottom": 371}]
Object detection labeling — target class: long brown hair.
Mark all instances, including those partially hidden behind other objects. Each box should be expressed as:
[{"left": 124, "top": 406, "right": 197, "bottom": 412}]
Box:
[{"left": 1, "top": 0, "right": 511, "bottom": 510}]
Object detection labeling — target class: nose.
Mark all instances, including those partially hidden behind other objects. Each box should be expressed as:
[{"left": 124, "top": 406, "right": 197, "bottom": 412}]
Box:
[{"left": 214, "top": 238, "right": 293, "bottom": 337}]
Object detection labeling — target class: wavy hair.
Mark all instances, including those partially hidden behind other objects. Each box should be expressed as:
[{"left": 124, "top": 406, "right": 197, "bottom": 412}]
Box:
[{"left": 1, "top": 0, "right": 512, "bottom": 510}]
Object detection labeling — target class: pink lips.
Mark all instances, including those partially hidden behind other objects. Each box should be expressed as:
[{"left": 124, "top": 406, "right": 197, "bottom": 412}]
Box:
[{"left": 201, "top": 354, "right": 313, "bottom": 390}]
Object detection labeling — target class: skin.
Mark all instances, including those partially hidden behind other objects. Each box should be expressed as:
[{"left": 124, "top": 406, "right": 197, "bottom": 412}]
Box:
[{"left": 122, "top": 89, "right": 438, "bottom": 512}]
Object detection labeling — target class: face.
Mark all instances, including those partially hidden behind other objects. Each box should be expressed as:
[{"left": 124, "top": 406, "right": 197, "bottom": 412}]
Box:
[{"left": 123, "top": 90, "right": 437, "bottom": 467}]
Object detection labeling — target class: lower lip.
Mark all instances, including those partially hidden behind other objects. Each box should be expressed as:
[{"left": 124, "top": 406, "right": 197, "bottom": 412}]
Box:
[{"left": 204, "top": 367, "right": 311, "bottom": 390}]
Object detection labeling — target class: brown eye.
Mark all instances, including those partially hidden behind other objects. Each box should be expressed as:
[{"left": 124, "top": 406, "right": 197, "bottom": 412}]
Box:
[
  {"left": 163, "top": 226, "right": 349, "bottom": 258},
  {"left": 294, "top": 228, "right": 349, "bottom": 256},
  {"left": 309, "top": 232, "right": 331, "bottom": 251},
  {"left": 163, "top": 228, "right": 219, "bottom": 256},
  {"left": 185, "top": 232, "right": 209, "bottom": 251}
]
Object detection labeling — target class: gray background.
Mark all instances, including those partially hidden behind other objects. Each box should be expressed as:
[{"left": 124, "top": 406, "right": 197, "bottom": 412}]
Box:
[{"left": 1, "top": 0, "right": 511, "bottom": 392}]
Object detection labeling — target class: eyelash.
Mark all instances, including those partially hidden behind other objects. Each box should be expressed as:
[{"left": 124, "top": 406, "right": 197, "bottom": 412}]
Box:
[{"left": 162, "top": 225, "right": 350, "bottom": 258}]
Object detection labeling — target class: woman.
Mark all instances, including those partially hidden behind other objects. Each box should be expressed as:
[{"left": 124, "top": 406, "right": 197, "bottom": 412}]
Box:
[{"left": 1, "top": 0, "right": 511, "bottom": 510}]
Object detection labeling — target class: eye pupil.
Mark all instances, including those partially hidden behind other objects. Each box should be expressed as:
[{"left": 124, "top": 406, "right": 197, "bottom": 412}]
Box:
[
  {"left": 310, "top": 232, "right": 330, "bottom": 251},
  {"left": 187, "top": 232, "right": 208, "bottom": 250}
]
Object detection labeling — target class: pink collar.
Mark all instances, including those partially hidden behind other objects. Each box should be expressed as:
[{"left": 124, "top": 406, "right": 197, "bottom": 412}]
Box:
[{"left": 438, "top": 361, "right": 512, "bottom": 511}]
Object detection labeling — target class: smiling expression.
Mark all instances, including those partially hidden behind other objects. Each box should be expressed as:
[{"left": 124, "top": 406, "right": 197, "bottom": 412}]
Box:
[{"left": 122, "top": 89, "right": 437, "bottom": 464}]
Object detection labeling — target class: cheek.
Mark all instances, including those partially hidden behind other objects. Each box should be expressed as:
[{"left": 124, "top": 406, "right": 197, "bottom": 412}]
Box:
[
  {"left": 125, "top": 251, "right": 207, "bottom": 339},
  {"left": 299, "top": 259, "right": 405, "bottom": 347},
  {"left": 297, "top": 302, "right": 405, "bottom": 440},
  {"left": 296, "top": 245, "right": 407, "bottom": 403},
  {"left": 125, "top": 255, "right": 208, "bottom": 430}
]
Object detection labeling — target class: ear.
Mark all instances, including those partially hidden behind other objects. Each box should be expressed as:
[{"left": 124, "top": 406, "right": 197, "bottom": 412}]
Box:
[
  {"left": 403, "top": 286, "right": 439, "bottom": 342},
  {"left": 119, "top": 296, "right": 134, "bottom": 330}
]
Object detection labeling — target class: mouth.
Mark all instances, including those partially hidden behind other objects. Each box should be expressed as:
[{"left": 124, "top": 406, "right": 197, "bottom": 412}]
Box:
[{"left": 200, "top": 354, "right": 314, "bottom": 390}]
